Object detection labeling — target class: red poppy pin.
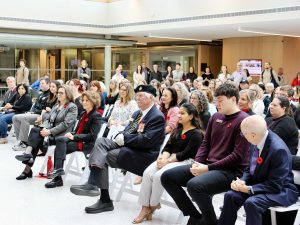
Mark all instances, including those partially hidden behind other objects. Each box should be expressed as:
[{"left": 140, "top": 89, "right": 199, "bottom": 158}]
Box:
[
  {"left": 167, "top": 116, "right": 170, "bottom": 121},
  {"left": 227, "top": 123, "right": 232, "bottom": 128},
  {"left": 63, "top": 104, "right": 68, "bottom": 109},
  {"left": 257, "top": 157, "right": 263, "bottom": 164},
  {"left": 181, "top": 134, "right": 186, "bottom": 140}
]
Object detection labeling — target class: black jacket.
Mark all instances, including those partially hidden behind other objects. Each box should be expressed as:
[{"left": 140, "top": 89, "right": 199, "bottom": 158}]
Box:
[
  {"left": 10, "top": 93, "right": 32, "bottom": 114},
  {"left": 73, "top": 109, "right": 102, "bottom": 154},
  {"left": 31, "top": 90, "right": 50, "bottom": 114}
]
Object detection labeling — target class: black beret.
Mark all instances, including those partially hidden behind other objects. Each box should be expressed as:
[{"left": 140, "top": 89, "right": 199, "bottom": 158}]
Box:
[{"left": 134, "top": 85, "right": 157, "bottom": 97}]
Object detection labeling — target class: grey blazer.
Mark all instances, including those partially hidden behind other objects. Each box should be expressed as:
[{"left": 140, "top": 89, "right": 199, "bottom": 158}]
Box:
[{"left": 42, "top": 102, "right": 78, "bottom": 137}]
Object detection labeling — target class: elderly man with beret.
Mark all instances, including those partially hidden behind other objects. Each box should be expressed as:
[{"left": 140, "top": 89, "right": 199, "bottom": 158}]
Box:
[{"left": 70, "top": 85, "right": 166, "bottom": 214}]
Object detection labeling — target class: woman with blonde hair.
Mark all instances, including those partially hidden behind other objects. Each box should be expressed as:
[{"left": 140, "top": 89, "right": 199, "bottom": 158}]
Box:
[
  {"left": 105, "top": 79, "right": 119, "bottom": 105},
  {"left": 172, "top": 82, "right": 190, "bottom": 106},
  {"left": 249, "top": 83, "right": 265, "bottom": 116},
  {"left": 108, "top": 82, "right": 138, "bottom": 128}
]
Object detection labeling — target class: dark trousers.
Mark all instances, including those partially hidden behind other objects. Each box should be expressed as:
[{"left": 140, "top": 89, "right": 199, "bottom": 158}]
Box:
[
  {"left": 218, "top": 190, "right": 278, "bottom": 225},
  {"left": 54, "top": 136, "right": 85, "bottom": 170},
  {"left": 161, "top": 165, "right": 240, "bottom": 224},
  {"left": 26, "top": 127, "right": 48, "bottom": 167}
]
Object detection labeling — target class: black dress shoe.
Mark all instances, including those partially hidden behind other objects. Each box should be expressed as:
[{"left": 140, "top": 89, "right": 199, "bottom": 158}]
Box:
[
  {"left": 85, "top": 200, "right": 114, "bottom": 214},
  {"left": 16, "top": 170, "right": 33, "bottom": 180},
  {"left": 15, "top": 153, "right": 33, "bottom": 162},
  {"left": 45, "top": 178, "right": 63, "bottom": 188},
  {"left": 48, "top": 168, "right": 65, "bottom": 179},
  {"left": 70, "top": 183, "right": 100, "bottom": 197}
]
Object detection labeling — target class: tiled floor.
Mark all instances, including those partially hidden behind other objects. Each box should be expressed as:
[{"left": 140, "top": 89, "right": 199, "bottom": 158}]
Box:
[{"left": 1, "top": 134, "right": 245, "bottom": 225}]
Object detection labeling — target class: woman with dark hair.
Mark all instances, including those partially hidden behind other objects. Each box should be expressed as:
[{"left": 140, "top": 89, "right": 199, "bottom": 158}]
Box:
[
  {"left": 189, "top": 90, "right": 211, "bottom": 130},
  {"left": 133, "top": 103, "right": 203, "bottom": 224},
  {"left": 44, "top": 91, "right": 102, "bottom": 188},
  {"left": 165, "top": 65, "right": 173, "bottom": 79},
  {"left": 0, "top": 84, "right": 32, "bottom": 144},
  {"left": 291, "top": 72, "right": 300, "bottom": 87},
  {"left": 266, "top": 96, "right": 298, "bottom": 155},
  {"left": 160, "top": 87, "right": 179, "bottom": 134},
  {"left": 36, "top": 80, "right": 61, "bottom": 123},
  {"left": 15, "top": 85, "right": 78, "bottom": 180},
  {"left": 69, "top": 79, "right": 84, "bottom": 118},
  {"left": 89, "top": 80, "right": 105, "bottom": 115},
  {"left": 186, "top": 66, "right": 198, "bottom": 83},
  {"left": 202, "top": 66, "right": 214, "bottom": 86}
]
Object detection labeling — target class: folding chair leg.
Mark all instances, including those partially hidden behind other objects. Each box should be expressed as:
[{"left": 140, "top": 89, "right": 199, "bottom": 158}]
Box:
[
  {"left": 115, "top": 173, "right": 131, "bottom": 202},
  {"left": 270, "top": 210, "right": 277, "bottom": 225}
]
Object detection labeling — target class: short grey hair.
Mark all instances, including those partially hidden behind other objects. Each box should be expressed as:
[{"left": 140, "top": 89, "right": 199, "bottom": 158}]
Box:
[
  {"left": 265, "top": 82, "right": 274, "bottom": 89},
  {"left": 6, "top": 76, "right": 15, "bottom": 83}
]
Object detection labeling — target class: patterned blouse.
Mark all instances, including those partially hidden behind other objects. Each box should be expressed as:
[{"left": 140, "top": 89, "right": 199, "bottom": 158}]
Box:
[{"left": 109, "top": 99, "right": 138, "bottom": 126}]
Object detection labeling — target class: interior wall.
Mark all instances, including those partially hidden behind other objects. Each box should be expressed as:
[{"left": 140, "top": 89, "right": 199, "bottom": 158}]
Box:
[
  {"left": 198, "top": 45, "right": 222, "bottom": 77},
  {"left": 283, "top": 37, "right": 300, "bottom": 83},
  {"left": 222, "top": 36, "right": 284, "bottom": 77}
]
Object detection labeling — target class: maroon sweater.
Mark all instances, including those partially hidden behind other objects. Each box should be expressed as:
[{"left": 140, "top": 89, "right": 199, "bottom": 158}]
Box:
[{"left": 195, "top": 111, "right": 250, "bottom": 173}]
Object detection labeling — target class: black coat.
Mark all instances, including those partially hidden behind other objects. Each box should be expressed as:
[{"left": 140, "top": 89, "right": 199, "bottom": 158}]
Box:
[
  {"left": 73, "top": 109, "right": 102, "bottom": 154},
  {"left": 10, "top": 93, "right": 32, "bottom": 114},
  {"left": 117, "top": 105, "right": 166, "bottom": 176}
]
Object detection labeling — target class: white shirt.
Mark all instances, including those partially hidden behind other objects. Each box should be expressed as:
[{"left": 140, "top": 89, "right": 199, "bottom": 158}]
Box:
[
  {"left": 257, "top": 130, "right": 269, "bottom": 156},
  {"left": 141, "top": 103, "right": 154, "bottom": 120}
]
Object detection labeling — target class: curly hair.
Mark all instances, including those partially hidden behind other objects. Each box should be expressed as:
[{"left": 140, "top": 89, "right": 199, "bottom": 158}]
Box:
[{"left": 190, "top": 90, "right": 209, "bottom": 113}]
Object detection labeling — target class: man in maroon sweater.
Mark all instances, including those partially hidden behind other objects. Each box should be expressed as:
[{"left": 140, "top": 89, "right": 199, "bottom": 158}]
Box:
[{"left": 161, "top": 83, "right": 250, "bottom": 225}]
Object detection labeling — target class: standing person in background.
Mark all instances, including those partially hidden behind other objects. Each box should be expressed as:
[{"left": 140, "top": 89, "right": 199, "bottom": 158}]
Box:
[
  {"left": 165, "top": 65, "right": 173, "bottom": 79},
  {"left": 149, "top": 64, "right": 162, "bottom": 82},
  {"left": 277, "top": 67, "right": 286, "bottom": 86},
  {"left": 133, "top": 65, "right": 145, "bottom": 88},
  {"left": 142, "top": 62, "right": 151, "bottom": 84},
  {"left": 231, "top": 62, "right": 247, "bottom": 87},
  {"left": 172, "top": 63, "right": 184, "bottom": 81},
  {"left": 218, "top": 65, "right": 231, "bottom": 82},
  {"left": 16, "top": 59, "right": 29, "bottom": 85},
  {"left": 186, "top": 66, "right": 198, "bottom": 83},
  {"left": 117, "top": 64, "right": 127, "bottom": 78},
  {"left": 112, "top": 67, "right": 125, "bottom": 83},
  {"left": 202, "top": 66, "right": 214, "bottom": 83},
  {"left": 291, "top": 72, "right": 300, "bottom": 87},
  {"left": 260, "top": 62, "right": 280, "bottom": 88},
  {"left": 78, "top": 60, "right": 91, "bottom": 84}
]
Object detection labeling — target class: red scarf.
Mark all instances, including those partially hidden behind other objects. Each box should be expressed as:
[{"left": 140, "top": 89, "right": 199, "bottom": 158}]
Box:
[{"left": 76, "top": 112, "right": 90, "bottom": 150}]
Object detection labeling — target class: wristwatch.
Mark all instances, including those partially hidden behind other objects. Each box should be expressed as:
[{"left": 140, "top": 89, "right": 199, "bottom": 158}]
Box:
[{"left": 247, "top": 186, "right": 252, "bottom": 195}]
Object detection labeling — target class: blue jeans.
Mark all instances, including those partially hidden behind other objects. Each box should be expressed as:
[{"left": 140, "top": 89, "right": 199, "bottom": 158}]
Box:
[{"left": 0, "top": 112, "right": 15, "bottom": 138}]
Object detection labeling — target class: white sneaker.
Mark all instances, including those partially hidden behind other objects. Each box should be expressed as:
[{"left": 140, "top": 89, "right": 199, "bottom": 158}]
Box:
[{"left": 12, "top": 142, "right": 27, "bottom": 151}]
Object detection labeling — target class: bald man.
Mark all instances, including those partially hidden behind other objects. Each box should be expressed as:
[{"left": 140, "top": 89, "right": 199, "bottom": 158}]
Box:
[{"left": 218, "top": 115, "right": 299, "bottom": 225}]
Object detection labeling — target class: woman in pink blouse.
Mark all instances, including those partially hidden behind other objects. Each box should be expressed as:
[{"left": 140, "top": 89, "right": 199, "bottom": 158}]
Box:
[{"left": 160, "top": 87, "right": 179, "bottom": 134}]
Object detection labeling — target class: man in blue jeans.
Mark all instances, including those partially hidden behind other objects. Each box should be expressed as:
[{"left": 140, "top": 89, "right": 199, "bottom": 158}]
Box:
[{"left": 161, "top": 83, "right": 250, "bottom": 225}]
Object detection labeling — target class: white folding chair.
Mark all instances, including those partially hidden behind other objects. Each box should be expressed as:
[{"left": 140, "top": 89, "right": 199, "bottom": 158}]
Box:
[{"left": 114, "top": 134, "right": 171, "bottom": 202}]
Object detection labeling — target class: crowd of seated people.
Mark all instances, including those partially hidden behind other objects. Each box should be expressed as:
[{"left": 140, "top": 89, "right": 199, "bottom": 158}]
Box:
[{"left": 1, "top": 61, "right": 300, "bottom": 225}]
